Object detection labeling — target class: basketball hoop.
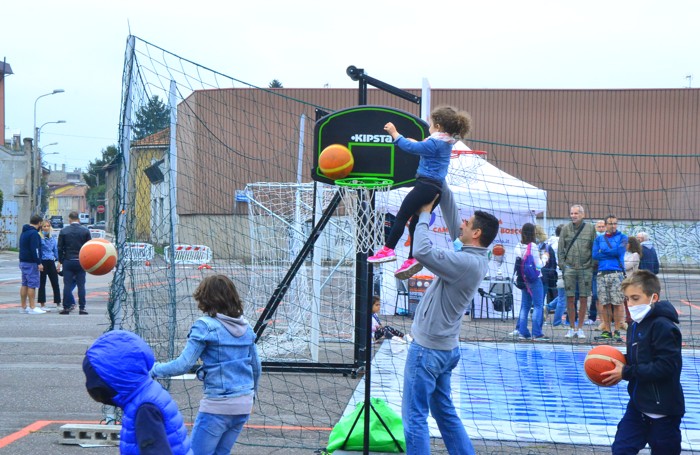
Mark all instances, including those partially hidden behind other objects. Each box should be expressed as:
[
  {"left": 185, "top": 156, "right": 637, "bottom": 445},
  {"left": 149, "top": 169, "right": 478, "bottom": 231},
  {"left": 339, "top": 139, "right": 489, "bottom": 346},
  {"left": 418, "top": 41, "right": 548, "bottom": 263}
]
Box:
[
  {"left": 449, "top": 148, "right": 487, "bottom": 187},
  {"left": 335, "top": 177, "right": 394, "bottom": 254}
]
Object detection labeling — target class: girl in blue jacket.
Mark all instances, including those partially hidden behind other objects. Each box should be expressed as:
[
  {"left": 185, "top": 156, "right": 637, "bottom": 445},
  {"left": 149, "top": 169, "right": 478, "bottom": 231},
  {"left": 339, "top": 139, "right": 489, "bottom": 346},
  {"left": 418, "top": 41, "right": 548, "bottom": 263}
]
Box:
[
  {"left": 151, "top": 275, "right": 261, "bottom": 455},
  {"left": 368, "top": 106, "right": 471, "bottom": 280}
]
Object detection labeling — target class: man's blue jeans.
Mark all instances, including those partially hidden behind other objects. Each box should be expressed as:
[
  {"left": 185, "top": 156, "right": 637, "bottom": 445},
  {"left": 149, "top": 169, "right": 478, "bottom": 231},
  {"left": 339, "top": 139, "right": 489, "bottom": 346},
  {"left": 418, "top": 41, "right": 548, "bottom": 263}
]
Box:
[
  {"left": 402, "top": 342, "right": 475, "bottom": 455},
  {"left": 62, "top": 260, "right": 86, "bottom": 310},
  {"left": 547, "top": 288, "right": 567, "bottom": 326},
  {"left": 190, "top": 412, "right": 249, "bottom": 455}
]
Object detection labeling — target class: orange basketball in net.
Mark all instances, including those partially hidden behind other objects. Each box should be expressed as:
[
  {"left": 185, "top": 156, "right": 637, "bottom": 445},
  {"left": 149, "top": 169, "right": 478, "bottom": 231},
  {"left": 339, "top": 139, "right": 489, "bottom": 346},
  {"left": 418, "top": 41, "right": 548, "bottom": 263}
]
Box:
[
  {"left": 492, "top": 244, "right": 506, "bottom": 256},
  {"left": 584, "top": 345, "right": 626, "bottom": 387},
  {"left": 319, "top": 144, "right": 354, "bottom": 180},
  {"left": 79, "top": 239, "right": 118, "bottom": 275}
]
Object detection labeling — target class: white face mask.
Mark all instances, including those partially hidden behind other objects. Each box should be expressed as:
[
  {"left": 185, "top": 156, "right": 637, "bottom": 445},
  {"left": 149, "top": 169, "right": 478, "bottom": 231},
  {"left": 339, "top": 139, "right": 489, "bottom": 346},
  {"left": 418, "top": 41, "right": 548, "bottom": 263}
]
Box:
[
  {"left": 453, "top": 238, "right": 464, "bottom": 252},
  {"left": 629, "top": 295, "right": 655, "bottom": 323}
]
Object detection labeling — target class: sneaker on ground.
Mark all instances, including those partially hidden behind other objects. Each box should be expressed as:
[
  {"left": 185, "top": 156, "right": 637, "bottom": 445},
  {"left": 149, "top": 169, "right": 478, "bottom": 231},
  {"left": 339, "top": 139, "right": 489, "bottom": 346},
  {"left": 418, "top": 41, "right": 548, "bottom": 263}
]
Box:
[
  {"left": 598, "top": 331, "right": 613, "bottom": 340},
  {"left": 59, "top": 309, "right": 70, "bottom": 315},
  {"left": 534, "top": 336, "right": 550, "bottom": 342},
  {"left": 613, "top": 331, "right": 622, "bottom": 342},
  {"left": 27, "top": 307, "right": 46, "bottom": 315},
  {"left": 19, "top": 307, "right": 28, "bottom": 314},
  {"left": 368, "top": 246, "right": 396, "bottom": 264},
  {"left": 79, "top": 310, "right": 89, "bottom": 315},
  {"left": 40, "top": 306, "right": 52, "bottom": 312},
  {"left": 565, "top": 329, "right": 575, "bottom": 338},
  {"left": 583, "top": 319, "right": 595, "bottom": 325},
  {"left": 394, "top": 258, "right": 423, "bottom": 280},
  {"left": 508, "top": 329, "right": 520, "bottom": 337},
  {"left": 518, "top": 335, "right": 531, "bottom": 341},
  {"left": 576, "top": 329, "right": 585, "bottom": 338}
]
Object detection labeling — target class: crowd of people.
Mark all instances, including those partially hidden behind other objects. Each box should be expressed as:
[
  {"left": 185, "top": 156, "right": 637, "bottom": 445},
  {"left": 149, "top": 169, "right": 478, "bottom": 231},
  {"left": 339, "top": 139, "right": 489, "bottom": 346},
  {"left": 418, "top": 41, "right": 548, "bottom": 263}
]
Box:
[{"left": 17, "top": 211, "right": 91, "bottom": 315}]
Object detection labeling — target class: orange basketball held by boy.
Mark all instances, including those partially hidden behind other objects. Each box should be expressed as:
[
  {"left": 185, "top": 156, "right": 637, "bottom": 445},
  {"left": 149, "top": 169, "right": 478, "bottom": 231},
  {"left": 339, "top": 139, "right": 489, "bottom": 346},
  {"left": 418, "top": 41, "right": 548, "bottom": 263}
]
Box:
[
  {"left": 318, "top": 144, "right": 354, "bottom": 180},
  {"left": 79, "top": 238, "right": 118, "bottom": 275},
  {"left": 584, "top": 345, "right": 626, "bottom": 387}
]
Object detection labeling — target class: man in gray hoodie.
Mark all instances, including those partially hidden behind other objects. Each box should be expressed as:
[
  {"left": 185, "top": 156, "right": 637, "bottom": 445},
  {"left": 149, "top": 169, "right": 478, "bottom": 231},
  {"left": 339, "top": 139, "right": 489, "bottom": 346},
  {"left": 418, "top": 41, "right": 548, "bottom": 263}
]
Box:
[{"left": 402, "top": 182, "right": 499, "bottom": 455}]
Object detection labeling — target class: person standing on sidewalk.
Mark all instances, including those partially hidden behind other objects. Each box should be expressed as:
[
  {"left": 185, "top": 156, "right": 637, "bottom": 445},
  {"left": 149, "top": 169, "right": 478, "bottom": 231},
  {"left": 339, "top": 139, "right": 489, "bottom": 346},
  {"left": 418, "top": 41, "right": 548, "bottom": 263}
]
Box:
[
  {"left": 558, "top": 204, "right": 596, "bottom": 339},
  {"left": 18, "top": 215, "right": 46, "bottom": 314},
  {"left": 38, "top": 220, "right": 61, "bottom": 311},
  {"left": 58, "top": 211, "right": 91, "bottom": 315}
]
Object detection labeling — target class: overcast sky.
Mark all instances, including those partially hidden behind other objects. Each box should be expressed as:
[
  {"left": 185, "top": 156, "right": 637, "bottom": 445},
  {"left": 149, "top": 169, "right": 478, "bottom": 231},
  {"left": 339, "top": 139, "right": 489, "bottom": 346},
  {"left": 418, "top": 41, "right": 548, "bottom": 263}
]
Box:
[{"left": 3, "top": 0, "right": 698, "bottom": 172}]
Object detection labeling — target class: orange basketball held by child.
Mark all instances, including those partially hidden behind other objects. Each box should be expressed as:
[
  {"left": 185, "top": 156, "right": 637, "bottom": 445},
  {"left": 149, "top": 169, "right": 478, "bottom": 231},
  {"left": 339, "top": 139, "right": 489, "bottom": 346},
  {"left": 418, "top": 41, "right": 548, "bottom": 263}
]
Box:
[
  {"left": 79, "top": 239, "right": 118, "bottom": 275},
  {"left": 318, "top": 144, "right": 354, "bottom": 180},
  {"left": 584, "top": 345, "right": 626, "bottom": 387}
]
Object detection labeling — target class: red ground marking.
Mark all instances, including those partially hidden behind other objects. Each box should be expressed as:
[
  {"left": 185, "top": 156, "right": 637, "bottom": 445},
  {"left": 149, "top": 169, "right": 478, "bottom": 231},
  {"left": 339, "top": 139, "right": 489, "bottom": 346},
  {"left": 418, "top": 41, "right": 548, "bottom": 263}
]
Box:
[
  {"left": 0, "top": 303, "right": 20, "bottom": 309},
  {"left": 0, "top": 420, "right": 331, "bottom": 448},
  {"left": 0, "top": 420, "right": 97, "bottom": 448},
  {"left": 680, "top": 299, "right": 700, "bottom": 311}
]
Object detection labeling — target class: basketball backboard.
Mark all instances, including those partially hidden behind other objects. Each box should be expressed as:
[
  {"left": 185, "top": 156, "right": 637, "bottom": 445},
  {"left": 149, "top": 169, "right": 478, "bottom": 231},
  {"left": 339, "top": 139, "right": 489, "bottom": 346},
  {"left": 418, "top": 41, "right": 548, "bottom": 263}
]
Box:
[{"left": 312, "top": 105, "right": 429, "bottom": 189}]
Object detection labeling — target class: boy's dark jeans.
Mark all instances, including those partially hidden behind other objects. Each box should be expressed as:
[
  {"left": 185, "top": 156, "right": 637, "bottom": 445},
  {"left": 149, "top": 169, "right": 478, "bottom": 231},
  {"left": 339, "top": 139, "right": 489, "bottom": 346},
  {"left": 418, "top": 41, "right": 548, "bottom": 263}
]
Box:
[{"left": 613, "top": 402, "right": 682, "bottom": 455}]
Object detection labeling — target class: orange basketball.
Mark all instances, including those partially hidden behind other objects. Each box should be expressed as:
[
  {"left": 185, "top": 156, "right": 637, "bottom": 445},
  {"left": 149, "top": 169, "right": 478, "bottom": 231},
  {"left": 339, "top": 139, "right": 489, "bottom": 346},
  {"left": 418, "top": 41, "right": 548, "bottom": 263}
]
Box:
[
  {"left": 319, "top": 144, "right": 354, "bottom": 180},
  {"left": 584, "top": 345, "right": 626, "bottom": 387},
  {"left": 79, "top": 239, "right": 118, "bottom": 275},
  {"left": 492, "top": 244, "right": 506, "bottom": 256}
]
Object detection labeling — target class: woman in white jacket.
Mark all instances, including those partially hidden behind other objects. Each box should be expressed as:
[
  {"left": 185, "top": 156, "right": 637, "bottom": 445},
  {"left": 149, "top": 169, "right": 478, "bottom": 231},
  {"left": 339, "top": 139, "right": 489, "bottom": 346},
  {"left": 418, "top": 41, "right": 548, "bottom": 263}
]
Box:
[{"left": 514, "top": 223, "right": 547, "bottom": 341}]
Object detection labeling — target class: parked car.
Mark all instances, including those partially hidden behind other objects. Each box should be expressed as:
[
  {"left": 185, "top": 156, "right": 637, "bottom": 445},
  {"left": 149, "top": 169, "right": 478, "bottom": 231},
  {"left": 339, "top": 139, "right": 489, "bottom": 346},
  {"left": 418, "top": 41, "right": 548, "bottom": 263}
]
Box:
[
  {"left": 49, "top": 215, "right": 64, "bottom": 229},
  {"left": 79, "top": 212, "right": 90, "bottom": 225},
  {"left": 88, "top": 221, "right": 106, "bottom": 230}
]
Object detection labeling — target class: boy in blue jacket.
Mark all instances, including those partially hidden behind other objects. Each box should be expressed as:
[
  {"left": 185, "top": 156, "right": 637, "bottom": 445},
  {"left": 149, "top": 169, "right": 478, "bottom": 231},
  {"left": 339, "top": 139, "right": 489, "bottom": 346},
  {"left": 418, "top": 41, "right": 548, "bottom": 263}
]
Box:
[
  {"left": 602, "top": 270, "right": 685, "bottom": 454},
  {"left": 83, "top": 330, "right": 193, "bottom": 455}
]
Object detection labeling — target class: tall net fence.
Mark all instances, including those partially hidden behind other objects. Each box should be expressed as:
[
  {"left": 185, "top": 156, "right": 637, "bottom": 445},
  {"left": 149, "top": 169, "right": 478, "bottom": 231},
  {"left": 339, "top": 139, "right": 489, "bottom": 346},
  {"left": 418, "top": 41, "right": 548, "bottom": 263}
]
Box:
[{"left": 108, "top": 35, "right": 700, "bottom": 453}]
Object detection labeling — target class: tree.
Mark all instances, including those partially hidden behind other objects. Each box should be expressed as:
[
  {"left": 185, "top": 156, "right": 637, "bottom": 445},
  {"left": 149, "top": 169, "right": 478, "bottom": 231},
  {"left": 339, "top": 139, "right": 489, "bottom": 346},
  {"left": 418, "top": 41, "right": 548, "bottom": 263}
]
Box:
[
  {"left": 133, "top": 95, "right": 170, "bottom": 140},
  {"left": 83, "top": 145, "right": 119, "bottom": 209},
  {"left": 268, "top": 79, "right": 284, "bottom": 88}
]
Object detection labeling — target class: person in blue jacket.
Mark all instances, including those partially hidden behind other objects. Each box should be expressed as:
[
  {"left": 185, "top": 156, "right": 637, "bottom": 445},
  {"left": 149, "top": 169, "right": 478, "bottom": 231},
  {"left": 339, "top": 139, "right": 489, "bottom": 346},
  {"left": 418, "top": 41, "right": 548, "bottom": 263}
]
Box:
[
  {"left": 18, "top": 215, "right": 45, "bottom": 314},
  {"left": 83, "top": 330, "right": 192, "bottom": 455},
  {"left": 151, "top": 274, "right": 261, "bottom": 455},
  {"left": 37, "top": 220, "right": 61, "bottom": 311},
  {"left": 369, "top": 106, "right": 472, "bottom": 280},
  {"left": 592, "top": 215, "right": 627, "bottom": 342},
  {"left": 602, "top": 270, "right": 685, "bottom": 454}
]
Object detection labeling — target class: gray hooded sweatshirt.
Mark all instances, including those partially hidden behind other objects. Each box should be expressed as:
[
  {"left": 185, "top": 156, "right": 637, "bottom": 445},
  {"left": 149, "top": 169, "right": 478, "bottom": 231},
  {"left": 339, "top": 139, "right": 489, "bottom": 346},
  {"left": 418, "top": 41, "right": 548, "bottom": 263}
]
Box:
[{"left": 411, "top": 182, "right": 489, "bottom": 350}]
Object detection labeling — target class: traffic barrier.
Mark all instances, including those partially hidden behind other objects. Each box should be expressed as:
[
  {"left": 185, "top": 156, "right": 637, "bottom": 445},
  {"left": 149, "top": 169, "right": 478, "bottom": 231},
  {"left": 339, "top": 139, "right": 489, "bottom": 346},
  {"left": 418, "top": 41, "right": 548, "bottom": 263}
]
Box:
[
  {"left": 122, "top": 242, "right": 155, "bottom": 266},
  {"left": 89, "top": 229, "right": 106, "bottom": 239},
  {"left": 59, "top": 423, "right": 120, "bottom": 446},
  {"left": 165, "top": 244, "right": 212, "bottom": 269}
]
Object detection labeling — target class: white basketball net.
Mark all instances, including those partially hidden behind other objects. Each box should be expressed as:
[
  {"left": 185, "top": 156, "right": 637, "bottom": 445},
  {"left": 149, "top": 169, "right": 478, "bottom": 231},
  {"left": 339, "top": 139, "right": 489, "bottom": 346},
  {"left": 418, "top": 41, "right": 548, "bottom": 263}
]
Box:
[{"left": 337, "top": 178, "right": 393, "bottom": 254}]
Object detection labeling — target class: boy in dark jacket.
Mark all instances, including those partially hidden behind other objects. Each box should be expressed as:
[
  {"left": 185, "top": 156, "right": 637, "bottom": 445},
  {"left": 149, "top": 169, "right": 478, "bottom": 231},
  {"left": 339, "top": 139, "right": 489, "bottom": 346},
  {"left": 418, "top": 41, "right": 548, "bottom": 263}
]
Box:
[
  {"left": 18, "top": 215, "right": 45, "bottom": 314},
  {"left": 602, "top": 270, "right": 685, "bottom": 454},
  {"left": 83, "top": 330, "right": 193, "bottom": 455}
]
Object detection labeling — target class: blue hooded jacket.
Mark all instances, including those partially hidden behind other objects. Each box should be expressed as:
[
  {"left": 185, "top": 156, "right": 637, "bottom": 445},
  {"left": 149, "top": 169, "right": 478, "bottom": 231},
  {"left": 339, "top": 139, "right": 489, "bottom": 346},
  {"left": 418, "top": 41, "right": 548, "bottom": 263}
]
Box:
[
  {"left": 84, "top": 330, "right": 192, "bottom": 455},
  {"left": 19, "top": 224, "right": 41, "bottom": 264}
]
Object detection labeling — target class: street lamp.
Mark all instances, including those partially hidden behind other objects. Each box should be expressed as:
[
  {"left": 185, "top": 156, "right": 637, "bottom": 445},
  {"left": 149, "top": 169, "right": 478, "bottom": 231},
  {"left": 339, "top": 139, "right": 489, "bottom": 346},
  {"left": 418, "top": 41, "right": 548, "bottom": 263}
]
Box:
[
  {"left": 37, "top": 120, "right": 66, "bottom": 144},
  {"left": 32, "top": 89, "right": 64, "bottom": 214}
]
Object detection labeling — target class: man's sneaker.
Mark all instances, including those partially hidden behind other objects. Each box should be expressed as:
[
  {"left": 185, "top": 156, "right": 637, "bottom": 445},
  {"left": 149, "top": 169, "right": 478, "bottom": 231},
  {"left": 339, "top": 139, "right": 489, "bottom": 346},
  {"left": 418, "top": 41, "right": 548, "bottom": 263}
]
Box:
[
  {"left": 576, "top": 329, "right": 586, "bottom": 338},
  {"left": 584, "top": 319, "right": 595, "bottom": 325},
  {"left": 27, "top": 307, "right": 46, "bottom": 315},
  {"left": 508, "top": 329, "right": 520, "bottom": 337},
  {"left": 534, "top": 336, "right": 550, "bottom": 342},
  {"left": 19, "top": 307, "right": 29, "bottom": 314},
  {"left": 394, "top": 258, "right": 423, "bottom": 280},
  {"left": 565, "top": 329, "right": 575, "bottom": 338},
  {"left": 68, "top": 305, "right": 76, "bottom": 313},
  {"left": 368, "top": 246, "right": 396, "bottom": 264},
  {"left": 59, "top": 309, "right": 70, "bottom": 315},
  {"left": 40, "top": 306, "right": 52, "bottom": 312},
  {"left": 613, "top": 331, "right": 622, "bottom": 342},
  {"left": 518, "top": 335, "right": 531, "bottom": 341},
  {"left": 79, "top": 310, "right": 89, "bottom": 315}
]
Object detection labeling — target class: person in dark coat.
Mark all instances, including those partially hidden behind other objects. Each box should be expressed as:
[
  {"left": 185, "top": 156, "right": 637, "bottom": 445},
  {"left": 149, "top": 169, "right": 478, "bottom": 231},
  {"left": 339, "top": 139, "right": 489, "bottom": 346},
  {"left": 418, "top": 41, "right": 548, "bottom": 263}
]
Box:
[
  {"left": 602, "top": 271, "right": 684, "bottom": 454},
  {"left": 636, "top": 232, "right": 660, "bottom": 274}
]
